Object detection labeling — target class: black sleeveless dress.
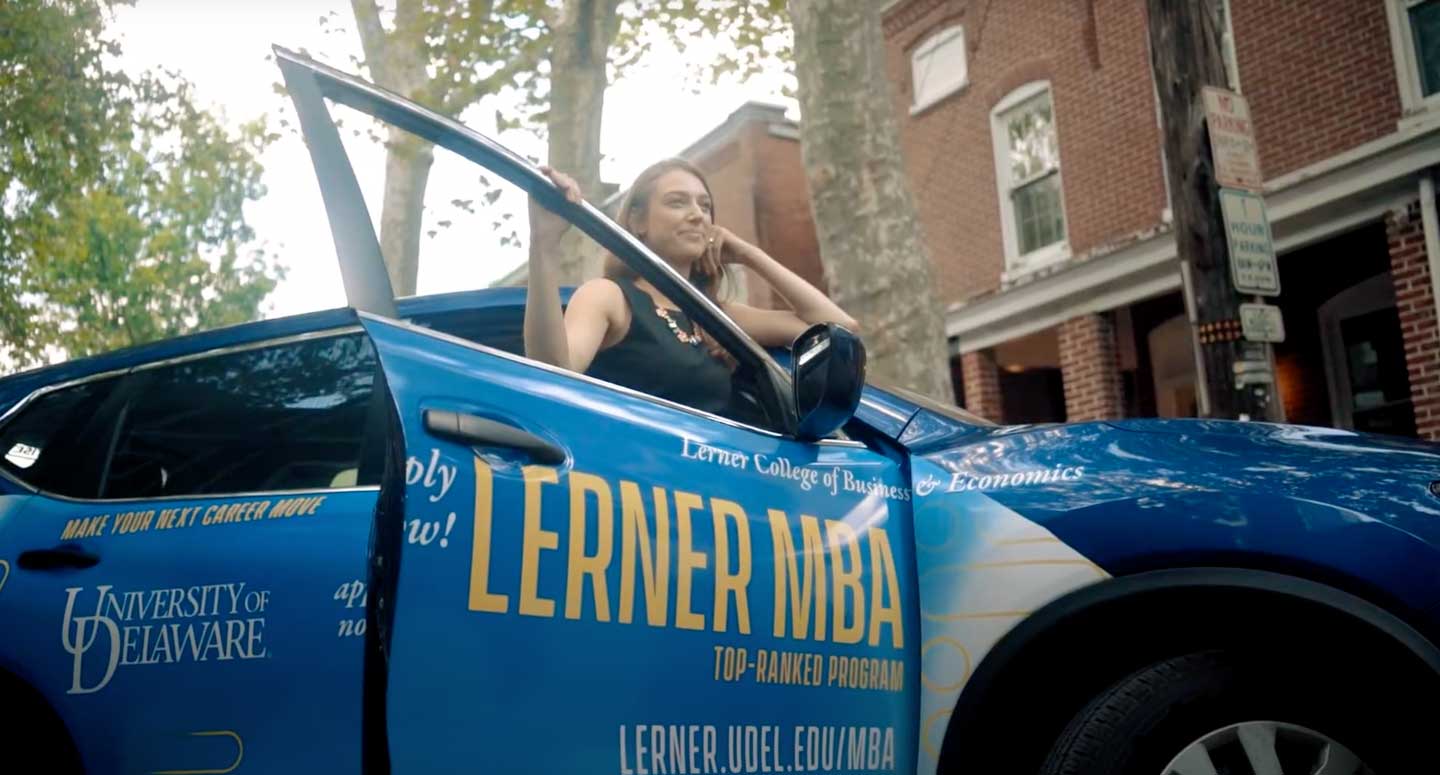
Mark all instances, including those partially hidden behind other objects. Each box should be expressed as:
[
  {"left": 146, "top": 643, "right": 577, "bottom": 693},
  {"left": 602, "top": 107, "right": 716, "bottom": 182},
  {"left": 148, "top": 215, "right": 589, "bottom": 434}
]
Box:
[{"left": 585, "top": 278, "right": 735, "bottom": 417}]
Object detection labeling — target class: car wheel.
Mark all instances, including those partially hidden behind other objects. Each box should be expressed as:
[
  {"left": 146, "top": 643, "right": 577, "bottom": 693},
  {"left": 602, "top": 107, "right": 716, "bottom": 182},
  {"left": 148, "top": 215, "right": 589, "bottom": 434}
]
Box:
[
  {"left": 1039, "top": 650, "right": 1420, "bottom": 775},
  {"left": 0, "top": 674, "right": 84, "bottom": 774}
]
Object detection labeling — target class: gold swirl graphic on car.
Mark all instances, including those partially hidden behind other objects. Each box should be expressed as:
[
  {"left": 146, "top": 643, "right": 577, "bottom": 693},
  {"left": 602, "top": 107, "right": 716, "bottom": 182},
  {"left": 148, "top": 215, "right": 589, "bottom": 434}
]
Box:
[{"left": 915, "top": 500, "right": 1109, "bottom": 768}]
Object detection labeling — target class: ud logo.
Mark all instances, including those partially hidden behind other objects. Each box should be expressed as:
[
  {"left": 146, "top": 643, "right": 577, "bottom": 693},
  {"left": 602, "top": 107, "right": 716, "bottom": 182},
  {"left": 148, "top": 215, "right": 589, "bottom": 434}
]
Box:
[
  {"left": 61, "top": 585, "right": 121, "bottom": 695},
  {"left": 59, "top": 582, "right": 272, "bottom": 695}
]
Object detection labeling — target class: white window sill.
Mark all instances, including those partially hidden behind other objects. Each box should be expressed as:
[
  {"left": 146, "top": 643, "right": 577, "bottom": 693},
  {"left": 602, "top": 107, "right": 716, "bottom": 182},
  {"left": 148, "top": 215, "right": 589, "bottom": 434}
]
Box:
[
  {"left": 911, "top": 80, "right": 969, "bottom": 118},
  {"left": 1397, "top": 99, "right": 1440, "bottom": 132},
  {"left": 1002, "top": 242, "right": 1072, "bottom": 285}
]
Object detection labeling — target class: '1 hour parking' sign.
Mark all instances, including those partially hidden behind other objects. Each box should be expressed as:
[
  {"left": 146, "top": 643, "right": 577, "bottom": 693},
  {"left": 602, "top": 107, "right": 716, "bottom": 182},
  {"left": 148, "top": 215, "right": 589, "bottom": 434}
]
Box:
[{"left": 1220, "top": 188, "right": 1280, "bottom": 296}]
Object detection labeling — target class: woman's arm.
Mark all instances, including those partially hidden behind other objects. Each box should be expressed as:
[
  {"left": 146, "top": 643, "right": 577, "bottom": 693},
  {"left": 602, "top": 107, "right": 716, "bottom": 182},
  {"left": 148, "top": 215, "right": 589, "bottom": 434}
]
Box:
[
  {"left": 523, "top": 167, "right": 619, "bottom": 372},
  {"left": 523, "top": 212, "right": 571, "bottom": 368},
  {"left": 713, "top": 226, "right": 860, "bottom": 348}
]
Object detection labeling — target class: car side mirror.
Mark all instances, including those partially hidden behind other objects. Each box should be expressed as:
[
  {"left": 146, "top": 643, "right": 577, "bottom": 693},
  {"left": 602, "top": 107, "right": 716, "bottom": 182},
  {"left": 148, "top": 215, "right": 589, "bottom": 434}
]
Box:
[{"left": 792, "top": 323, "right": 866, "bottom": 441}]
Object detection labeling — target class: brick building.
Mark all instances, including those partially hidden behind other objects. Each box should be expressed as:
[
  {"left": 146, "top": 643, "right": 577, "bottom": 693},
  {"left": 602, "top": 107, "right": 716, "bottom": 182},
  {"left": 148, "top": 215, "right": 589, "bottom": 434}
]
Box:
[
  {"left": 497, "top": 102, "right": 828, "bottom": 307},
  {"left": 882, "top": 0, "right": 1440, "bottom": 440}
]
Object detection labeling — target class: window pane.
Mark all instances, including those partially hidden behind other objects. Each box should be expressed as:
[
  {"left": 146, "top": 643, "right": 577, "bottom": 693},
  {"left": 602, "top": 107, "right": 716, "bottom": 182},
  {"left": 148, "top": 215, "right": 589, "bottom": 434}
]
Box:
[
  {"left": 1412, "top": 0, "right": 1440, "bottom": 96},
  {"left": 103, "top": 333, "right": 380, "bottom": 498},
  {"left": 0, "top": 377, "right": 125, "bottom": 497},
  {"left": 913, "top": 28, "right": 966, "bottom": 105},
  {"left": 1021, "top": 210, "right": 1040, "bottom": 256},
  {"left": 1004, "top": 91, "right": 1059, "bottom": 183},
  {"left": 1013, "top": 174, "right": 1065, "bottom": 254}
]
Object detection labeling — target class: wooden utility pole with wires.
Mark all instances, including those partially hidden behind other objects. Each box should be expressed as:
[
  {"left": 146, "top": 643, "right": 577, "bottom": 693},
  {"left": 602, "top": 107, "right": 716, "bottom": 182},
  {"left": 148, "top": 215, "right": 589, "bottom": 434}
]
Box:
[{"left": 1147, "top": 1, "right": 1282, "bottom": 421}]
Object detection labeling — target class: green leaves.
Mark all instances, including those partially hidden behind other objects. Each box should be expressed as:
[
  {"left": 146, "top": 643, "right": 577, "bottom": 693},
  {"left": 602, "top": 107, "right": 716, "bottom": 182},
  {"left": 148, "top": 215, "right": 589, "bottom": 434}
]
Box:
[
  {"left": 615, "top": 0, "right": 793, "bottom": 96},
  {"left": 334, "top": 0, "right": 792, "bottom": 291},
  {"left": 343, "top": 1, "right": 789, "bottom": 155},
  {"left": 0, "top": 0, "right": 281, "bottom": 370}
]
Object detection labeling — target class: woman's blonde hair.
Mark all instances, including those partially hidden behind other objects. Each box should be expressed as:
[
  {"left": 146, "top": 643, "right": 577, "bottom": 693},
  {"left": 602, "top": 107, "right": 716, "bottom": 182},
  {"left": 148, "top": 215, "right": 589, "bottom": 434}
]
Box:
[{"left": 604, "top": 157, "right": 729, "bottom": 302}]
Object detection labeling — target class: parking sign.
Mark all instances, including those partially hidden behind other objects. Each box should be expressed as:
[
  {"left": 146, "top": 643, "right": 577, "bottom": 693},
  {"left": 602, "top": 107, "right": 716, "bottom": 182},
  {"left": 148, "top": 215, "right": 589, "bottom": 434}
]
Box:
[
  {"left": 1240, "top": 303, "right": 1285, "bottom": 343},
  {"left": 1203, "top": 86, "right": 1264, "bottom": 192},
  {"left": 1220, "top": 188, "right": 1280, "bottom": 296}
]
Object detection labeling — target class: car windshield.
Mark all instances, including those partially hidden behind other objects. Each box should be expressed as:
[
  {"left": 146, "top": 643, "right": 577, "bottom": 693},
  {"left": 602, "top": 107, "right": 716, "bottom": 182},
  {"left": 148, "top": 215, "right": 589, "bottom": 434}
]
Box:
[{"left": 871, "top": 381, "right": 997, "bottom": 427}]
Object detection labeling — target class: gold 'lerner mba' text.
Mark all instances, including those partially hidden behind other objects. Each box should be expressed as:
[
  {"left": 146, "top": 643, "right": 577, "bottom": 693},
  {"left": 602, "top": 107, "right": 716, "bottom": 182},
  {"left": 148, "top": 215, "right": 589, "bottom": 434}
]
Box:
[{"left": 466, "top": 461, "right": 906, "bottom": 649}]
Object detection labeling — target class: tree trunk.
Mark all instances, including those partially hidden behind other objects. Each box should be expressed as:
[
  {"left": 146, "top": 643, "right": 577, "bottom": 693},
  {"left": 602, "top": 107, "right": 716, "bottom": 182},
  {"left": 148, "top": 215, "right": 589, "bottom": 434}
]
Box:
[
  {"left": 359, "top": 0, "right": 433, "bottom": 298},
  {"left": 788, "top": 0, "right": 954, "bottom": 402},
  {"left": 543, "top": 0, "right": 621, "bottom": 284},
  {"left": 1147, "top": 1, "right": 1279, "bottom": 421},
  {"left": 379, "top": 129, "right": 434, "bottom": 297}
]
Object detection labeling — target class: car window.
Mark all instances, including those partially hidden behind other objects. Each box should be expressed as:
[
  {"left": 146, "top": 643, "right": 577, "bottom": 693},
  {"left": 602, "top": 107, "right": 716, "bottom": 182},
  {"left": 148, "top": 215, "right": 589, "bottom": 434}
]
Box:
[
  {"left": 411, "top": 304, "right": 529, "bottom": 357},
  {"left": 0, "top": 375, "right": 127, "bottom": 498},
  {"left": 101, "top": 332, "right": 382, "bottom": 499},
  {"left": 330, "top": 105, "right": 783, "bottom": 433}
]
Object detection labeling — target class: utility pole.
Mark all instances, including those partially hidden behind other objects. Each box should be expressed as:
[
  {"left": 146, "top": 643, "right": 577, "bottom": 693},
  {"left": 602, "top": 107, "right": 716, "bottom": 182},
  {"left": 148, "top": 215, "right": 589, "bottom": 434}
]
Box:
[{"left": 1146, "top": 1, "right": 1282, "bottom": 421}]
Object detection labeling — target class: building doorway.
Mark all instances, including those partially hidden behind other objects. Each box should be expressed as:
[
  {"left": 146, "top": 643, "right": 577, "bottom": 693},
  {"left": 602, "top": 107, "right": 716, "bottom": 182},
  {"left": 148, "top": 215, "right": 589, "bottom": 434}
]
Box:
[
  {"left": 992, "top": 329, "right": 1067, "bottom": 423},
  {"left": 1318, "top": 273, "right": 1417, "bottom": 436},
  {"left": 1128, "top": 292, "right": 1198, "bottom": 418},
  {"left": 1147, "top": 314, "right": 1200, "bottom": 418},
  {"left": 1273, "top": 221, "right": 1415, "bottom": 436}
]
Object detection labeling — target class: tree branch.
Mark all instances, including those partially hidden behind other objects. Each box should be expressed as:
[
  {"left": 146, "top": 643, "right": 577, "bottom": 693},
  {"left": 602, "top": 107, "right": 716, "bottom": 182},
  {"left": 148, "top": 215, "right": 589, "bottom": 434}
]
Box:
[
  {"left": 422, "top": 0, "right": 499, "bottom": 109},
  {"left": 440, "top": 35, "right": 547, "bottom": 114},
  {"left": 470, "top": 0, "right": 496, "bottom": 24},
  {"left": 393, "top": 0, "right": 425, "bottom": 42},
  {"left": 534, "top": 1, "right": 559, "bottom": 31},
  {"left": 349, "top": 0, "right": 388, "bottom": 82}
]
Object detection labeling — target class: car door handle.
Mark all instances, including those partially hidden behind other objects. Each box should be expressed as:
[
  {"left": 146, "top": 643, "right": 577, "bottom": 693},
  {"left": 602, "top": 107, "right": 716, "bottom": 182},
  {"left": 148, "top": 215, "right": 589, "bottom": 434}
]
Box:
[
  {"left": 18, "top": 545, "right": 100, "bottom": 571},
  {"left": 422, "top": 409, "right": 567, "bottom": 465}
]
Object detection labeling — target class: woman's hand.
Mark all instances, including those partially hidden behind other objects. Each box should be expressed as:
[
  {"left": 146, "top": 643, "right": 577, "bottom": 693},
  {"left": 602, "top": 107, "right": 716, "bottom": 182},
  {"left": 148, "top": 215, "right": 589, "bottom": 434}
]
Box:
[
  {"left": 707, "top": 224, "right": 761, "bottom": 267},
  {"left": 529, "top": 165, "right": 583, "bottom": 247},
  {"left": 713, "top": 225, "right": 861, "bottom": 347}
]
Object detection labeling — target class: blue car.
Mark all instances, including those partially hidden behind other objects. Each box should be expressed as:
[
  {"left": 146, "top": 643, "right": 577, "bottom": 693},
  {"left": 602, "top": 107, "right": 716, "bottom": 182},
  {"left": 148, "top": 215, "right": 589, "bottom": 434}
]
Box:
[{"left": 0, "top": 48, "right": 1436, "bottom": 775}]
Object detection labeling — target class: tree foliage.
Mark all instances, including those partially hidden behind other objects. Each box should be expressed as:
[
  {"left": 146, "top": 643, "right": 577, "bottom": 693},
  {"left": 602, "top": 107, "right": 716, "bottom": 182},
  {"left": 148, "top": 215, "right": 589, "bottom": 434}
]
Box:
[
  {"left": 333, "top": 0, "right": 790, "bottom": 137},
  {"left": 0, "top": 0, "right": 281, "bottom": 369},
  {"left": 323, "top": 0, "right": 790, "bottom": 292},
  {"left": 613, "top": 0, "right": 791, "bottom": 91}
]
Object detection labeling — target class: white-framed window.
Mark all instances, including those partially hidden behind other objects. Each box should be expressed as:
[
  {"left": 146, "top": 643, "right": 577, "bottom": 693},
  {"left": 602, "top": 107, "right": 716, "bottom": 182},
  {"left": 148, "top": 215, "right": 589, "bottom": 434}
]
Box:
[
  {"left": 910, "top": 26, "right": 968, "bottom": 114},
  {"left": 1387, "top": 0, "right": 1440, "bottom": 115},
  {"left": 991, "top": 81, "right": 1069, "bottom": 278}
]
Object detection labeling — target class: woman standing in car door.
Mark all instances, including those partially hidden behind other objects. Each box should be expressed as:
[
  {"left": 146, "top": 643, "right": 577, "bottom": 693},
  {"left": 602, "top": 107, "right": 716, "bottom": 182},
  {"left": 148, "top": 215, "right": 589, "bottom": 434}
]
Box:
[{"left": 522, "top": 158, "right": 858, "bottom": 419}]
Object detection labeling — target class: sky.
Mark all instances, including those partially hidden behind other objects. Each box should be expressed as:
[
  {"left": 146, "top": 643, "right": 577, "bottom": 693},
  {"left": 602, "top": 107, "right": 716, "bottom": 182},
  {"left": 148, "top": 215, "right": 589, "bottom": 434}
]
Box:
[{"left": 110, "top": 1, "right": 797, "bottom": 320}]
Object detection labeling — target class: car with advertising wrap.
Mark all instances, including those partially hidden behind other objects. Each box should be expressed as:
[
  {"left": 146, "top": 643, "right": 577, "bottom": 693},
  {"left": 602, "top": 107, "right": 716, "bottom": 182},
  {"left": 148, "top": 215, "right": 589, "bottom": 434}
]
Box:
[{"left": 0, "top": 48, "right": 1437, "bottom": 775}]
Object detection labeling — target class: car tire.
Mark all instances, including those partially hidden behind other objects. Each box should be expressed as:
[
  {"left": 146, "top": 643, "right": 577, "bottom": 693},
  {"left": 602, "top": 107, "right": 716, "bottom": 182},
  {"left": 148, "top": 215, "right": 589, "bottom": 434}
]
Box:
[
  {"left": 0, "top": 673, "right": 84, "bottom": 774},
  {"left": 1038, "top": 650, "right": 1422, "bottom": 775}
]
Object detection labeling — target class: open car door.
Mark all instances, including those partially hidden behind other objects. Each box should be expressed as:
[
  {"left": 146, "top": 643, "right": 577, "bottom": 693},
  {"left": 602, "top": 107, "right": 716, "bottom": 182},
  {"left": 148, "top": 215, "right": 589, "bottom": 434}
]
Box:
[{"left": 276, "top": 48, "right": 917, "bottom": 775}]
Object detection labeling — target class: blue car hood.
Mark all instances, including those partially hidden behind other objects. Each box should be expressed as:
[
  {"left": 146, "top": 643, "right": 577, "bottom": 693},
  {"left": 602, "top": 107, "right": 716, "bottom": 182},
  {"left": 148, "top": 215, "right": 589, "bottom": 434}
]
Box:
[
  {"left": 900, "top": 416, "right": 1440, "bottom": 639},
  {"left": 1105, "top": 418, "right": 1440, "bottom": 460},
  {"left": 1090, "top": 418, "right": 1440, "bottom": 559}
]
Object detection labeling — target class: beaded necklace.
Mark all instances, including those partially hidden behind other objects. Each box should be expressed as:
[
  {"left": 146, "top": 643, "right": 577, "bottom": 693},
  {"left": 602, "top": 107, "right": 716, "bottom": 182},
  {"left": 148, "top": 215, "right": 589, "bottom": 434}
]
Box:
[{"left": 654, "top": 306, "right": 703, "bottom": 347}]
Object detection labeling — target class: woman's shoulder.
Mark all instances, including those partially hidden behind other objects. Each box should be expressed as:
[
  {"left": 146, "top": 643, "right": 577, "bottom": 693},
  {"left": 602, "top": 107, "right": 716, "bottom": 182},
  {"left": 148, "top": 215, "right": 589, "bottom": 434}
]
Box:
[
  {"left": 567, "top": 277, "right": 634, "bottom": 345},
  {"left": 569, "top": 276, "right": 628, "bottom": 311}
]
